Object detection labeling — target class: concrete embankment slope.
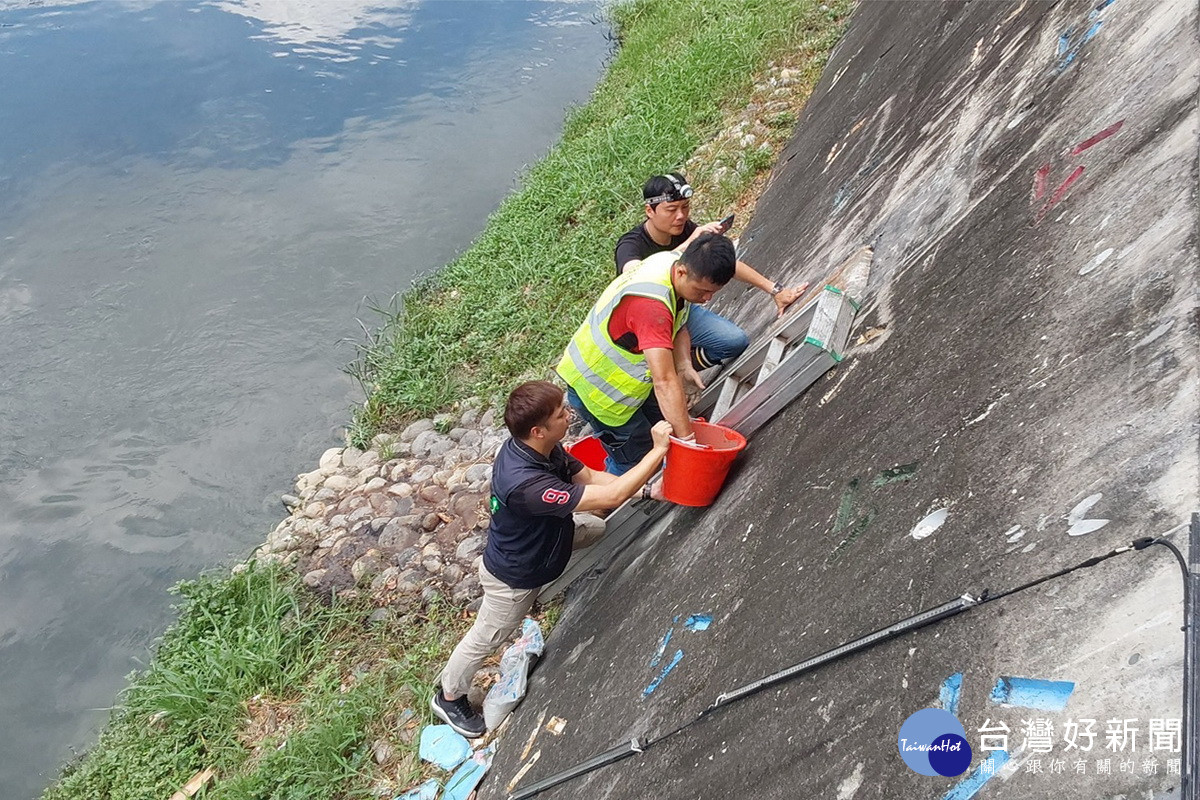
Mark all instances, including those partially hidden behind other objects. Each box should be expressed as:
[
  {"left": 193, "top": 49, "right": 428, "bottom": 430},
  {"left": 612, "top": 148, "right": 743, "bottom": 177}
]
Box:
[{"left": 489, "top": 1, "right": 1198, "bottom": 798}]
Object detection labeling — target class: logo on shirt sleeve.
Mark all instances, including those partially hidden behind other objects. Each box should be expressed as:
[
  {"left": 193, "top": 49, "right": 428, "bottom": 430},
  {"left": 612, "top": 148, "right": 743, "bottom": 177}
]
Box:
[{"left": 542, "top": 488, "right": 571, "bottom": 505}]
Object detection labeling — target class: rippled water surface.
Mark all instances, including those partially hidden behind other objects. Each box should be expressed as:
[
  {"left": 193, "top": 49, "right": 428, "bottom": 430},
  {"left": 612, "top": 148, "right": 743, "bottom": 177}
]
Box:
[{"left": 0, "top": 2, "right": 606, "bottom": 796}]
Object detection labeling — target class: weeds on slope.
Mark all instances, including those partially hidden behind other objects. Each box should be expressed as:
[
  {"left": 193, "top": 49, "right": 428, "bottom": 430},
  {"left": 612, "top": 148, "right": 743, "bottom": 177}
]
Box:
[
  {"left": 348, "top": 0, "right": 851, "bottom": 445},
  {"left": 42, "top": 564, "right": 473, "bottom": 800}
]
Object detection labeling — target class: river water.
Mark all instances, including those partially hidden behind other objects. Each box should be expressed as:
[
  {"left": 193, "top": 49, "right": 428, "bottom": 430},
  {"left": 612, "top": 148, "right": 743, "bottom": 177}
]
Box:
[{"left": 0, "top": 2, "right": 606, "bottom": 796}]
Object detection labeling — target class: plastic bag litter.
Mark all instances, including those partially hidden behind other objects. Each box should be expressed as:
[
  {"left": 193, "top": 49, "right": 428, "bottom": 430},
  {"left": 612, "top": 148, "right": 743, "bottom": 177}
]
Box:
[{"left": 482, "top": 617, "right": 544, "bottom": 729}]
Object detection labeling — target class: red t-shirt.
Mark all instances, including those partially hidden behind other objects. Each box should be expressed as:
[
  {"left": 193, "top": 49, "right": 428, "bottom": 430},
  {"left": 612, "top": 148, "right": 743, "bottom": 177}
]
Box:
[{"left": 607, "top": 295, "right": 677, "bottom": 353}]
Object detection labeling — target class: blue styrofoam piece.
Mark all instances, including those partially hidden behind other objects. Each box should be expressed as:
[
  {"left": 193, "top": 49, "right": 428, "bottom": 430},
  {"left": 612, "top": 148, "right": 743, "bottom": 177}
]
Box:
[
  {"left": 989, "top": 676, "right": 1075, "bottom": 711},
  {"left": 393, "top": 778, "right": 440, "bottom": 800},
  {"left": 443, "top": 745, "right": 494, "bottom": 800},
  {"left": 419, "top": 724, "right": 470, "bottom": 771}
]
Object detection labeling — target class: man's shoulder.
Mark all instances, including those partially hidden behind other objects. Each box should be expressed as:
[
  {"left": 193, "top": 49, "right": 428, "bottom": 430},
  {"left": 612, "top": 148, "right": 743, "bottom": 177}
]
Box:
[
  {"left": 617, "top": 223, "right": 650, "bottom": 245},
  {"left": 637, "top": 250, "right": 678, "bottom": 272},
  {"left": 491, "top": 439, "right": 538, "bottom": 485},
  {"left": 615, "top": 225, "right": 652, "bottom": 259}
]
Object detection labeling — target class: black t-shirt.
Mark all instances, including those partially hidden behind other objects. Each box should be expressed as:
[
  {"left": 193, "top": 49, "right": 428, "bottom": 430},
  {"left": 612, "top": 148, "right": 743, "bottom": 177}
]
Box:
[
  {"left": 482, "top": 438, "right": 585, "bottom": 589},
  {"left": 613, "top": 220, "right": 698, "bottom": 276}
]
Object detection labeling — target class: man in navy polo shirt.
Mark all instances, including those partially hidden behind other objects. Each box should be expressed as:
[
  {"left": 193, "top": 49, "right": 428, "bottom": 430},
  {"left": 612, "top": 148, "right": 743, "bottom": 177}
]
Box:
[{"left": 432, "top": 380, "right": 671, "bottom": 737}]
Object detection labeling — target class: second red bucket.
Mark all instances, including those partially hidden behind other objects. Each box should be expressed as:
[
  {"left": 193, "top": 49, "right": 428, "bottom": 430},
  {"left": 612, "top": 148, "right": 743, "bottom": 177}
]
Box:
[
  {"left": 661, "top": 420, "right": 747, "bottom": 507},
  {"left": 567, "top": 434, "right": 609, "bottom": 472}
]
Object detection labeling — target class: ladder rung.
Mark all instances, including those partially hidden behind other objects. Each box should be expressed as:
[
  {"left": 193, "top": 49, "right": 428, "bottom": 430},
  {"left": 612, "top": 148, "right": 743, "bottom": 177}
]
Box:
[
  {"left": 712, "top": 375, "right": 739, "bottom": 422},
  {"left": 757, "top": 336, "right": 789, "bottom": 382}
]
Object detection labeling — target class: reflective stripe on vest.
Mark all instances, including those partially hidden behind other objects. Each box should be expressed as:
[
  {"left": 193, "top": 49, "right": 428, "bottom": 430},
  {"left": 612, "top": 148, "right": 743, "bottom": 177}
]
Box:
[{"left": 556, "top": 252, "right": 689, "bottom": 427}]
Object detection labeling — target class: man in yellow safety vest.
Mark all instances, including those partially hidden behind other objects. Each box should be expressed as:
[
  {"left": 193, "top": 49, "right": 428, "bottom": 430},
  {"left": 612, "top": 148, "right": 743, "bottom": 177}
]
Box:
[{"left": 556, "top": 232, "right": 737, "bottom": 474}]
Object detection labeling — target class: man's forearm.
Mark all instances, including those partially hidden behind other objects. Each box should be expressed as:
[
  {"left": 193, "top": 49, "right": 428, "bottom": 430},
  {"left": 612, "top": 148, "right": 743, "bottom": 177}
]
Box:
[
  {"left": 608, "top": 441, "right": 669, "bottom": 497},
  {"left": 734, "top": 259, "right": 775, "bottom": 293},
  {"left": 644, "top": 346, "right": 694, "bottom": 438},
  {"left": 575, "top": 439, "right": 669, "bottom": 510},
  {"left": 653, "top": 377, "right": 693, "bottom": 439}
]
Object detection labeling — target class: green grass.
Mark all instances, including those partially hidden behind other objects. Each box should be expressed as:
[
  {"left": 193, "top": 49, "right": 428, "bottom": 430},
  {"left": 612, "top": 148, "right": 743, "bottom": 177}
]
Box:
[
  {"left": 42, "top": 564, "right": 472, "bottom": 800},
  {"left": 349, "top": 0, "right": 851, "bottom": 443}
]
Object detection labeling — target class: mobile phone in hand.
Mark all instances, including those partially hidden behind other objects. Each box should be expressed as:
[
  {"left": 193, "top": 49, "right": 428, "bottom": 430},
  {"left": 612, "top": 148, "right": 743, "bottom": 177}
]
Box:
[{"left": 718, "top": 213, "right": 735, "bottom": 232}]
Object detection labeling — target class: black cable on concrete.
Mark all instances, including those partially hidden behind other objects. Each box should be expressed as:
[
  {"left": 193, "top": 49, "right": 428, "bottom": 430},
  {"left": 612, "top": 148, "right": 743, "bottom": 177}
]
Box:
[
  {"left": 507, "top": 535, "right": 1186, "bottom": 799},
  {"left": 702, "top": 593, "right": 984, "bottom": 714},
  {"left": 1133, "top": 520, "right": 1197, "bottom": 800},
  {"left": 979, "top": 540, "right": 1144, "bottom": 604}
]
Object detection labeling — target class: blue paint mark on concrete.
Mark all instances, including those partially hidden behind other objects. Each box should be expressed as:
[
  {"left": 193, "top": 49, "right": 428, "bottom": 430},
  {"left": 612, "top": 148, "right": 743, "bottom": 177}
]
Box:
[
  {"left": 1055, "top": 0, "right": 1112, "bottom": 74},
  {"left": 989, "top": 676, "right": 1075, "bottom": 710},
  {"left": 1057, "top": 31, "right": 1072, "bottom": 56},
  {"left": 684, "top": 614, "right": 712, "bottom": 632},
  {"left": 833, "top": 183, "right": 853, "bottom": 212},
  {"left": 649, "top": 628, "right": 673, "bottom": 668},
  {"left": 941, "top": 751, "right": 1010, "bottom": 800},
  {"left": 939, "top": 673, "right": 963, "bottom": 716},
  {"left": 643, "top": 649, "right": 684, "bottom": 697}
]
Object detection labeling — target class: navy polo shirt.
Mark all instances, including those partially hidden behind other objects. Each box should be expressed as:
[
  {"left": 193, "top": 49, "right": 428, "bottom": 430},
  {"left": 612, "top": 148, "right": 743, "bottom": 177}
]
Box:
[{"left": 482, "top": 437, "right": 586, "bottom": 590}]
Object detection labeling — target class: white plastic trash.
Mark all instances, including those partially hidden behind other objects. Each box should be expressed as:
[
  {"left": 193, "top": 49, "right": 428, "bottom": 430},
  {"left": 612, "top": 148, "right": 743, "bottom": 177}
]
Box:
[{"left": 482, "top": 617, "right": 544, "bottom": 729}]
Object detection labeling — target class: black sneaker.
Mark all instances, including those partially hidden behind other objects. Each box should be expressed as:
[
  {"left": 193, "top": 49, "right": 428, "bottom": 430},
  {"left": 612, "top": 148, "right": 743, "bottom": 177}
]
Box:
[{"left": 430, "top": 689, "right": 487, "bottom": 738}]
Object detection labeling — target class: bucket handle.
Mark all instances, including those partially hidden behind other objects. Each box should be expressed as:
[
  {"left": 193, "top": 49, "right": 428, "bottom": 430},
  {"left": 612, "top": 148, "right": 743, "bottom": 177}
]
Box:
[{"left": 670, "top": 435, "right": 712, "bottom": 450}]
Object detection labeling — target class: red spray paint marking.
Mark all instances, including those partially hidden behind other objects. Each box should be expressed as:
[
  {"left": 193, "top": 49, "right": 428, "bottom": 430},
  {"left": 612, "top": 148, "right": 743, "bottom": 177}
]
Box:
[
  {"left": 1032, "top": 163, "right": 1051, "bottom": 202},
  {"left": 1034, "top": 166, "right": 1085, "bottom": 224},
  {"left": 1069, "top": 119, "right": 1124, "bottom": 156},
  {"left": 1030, "top": 120, "right": 1123, "bottom": 225}
]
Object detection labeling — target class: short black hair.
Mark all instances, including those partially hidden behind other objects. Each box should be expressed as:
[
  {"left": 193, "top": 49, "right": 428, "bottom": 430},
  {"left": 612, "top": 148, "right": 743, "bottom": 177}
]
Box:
[
  {"left": 504, "top": 380, "right": 564, "bottom": 439},
  {"left": 642, "top": 172, "right": 690, "bottom": 209},
  {"left": 679, "top": 233, "right": 736, "bottom": 285}
]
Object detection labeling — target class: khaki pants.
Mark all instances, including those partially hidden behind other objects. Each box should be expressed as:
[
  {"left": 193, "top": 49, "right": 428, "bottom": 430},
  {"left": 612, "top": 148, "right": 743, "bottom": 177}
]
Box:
[{"left": 439, "top": 513, "right": 605, "bottom": 699}]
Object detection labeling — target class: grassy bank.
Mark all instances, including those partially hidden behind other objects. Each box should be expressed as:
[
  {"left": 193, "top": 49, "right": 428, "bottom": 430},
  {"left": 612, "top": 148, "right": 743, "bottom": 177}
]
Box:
[
  {"left": 43, "top": 1, "right": 850, "bottom": 797},
  {"left": 43, "top": 564, "right": 475, "bottom": 800},
  {"left": 350, "top": 0, "right": 850, "bottom": 444}
]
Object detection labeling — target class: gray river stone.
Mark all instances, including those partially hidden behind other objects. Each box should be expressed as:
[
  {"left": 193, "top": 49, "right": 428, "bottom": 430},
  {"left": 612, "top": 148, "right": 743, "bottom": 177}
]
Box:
[
  {"left": 401, "top": 419, "right": 435, "bottom": 442},
  {"left": 410, "top": 464, "right": 436, "bottom": 484},
  {"left": 463, "top": 464, "right": 490, "bottom": 485},
  {"left": 351, "top": 551, "right": 386, "bottom": 583},
  {"left": 455, "top": 535, "right": 485, "bottom": 562},
  {"left": 378, "top": 519, "right": 416, "bottom": 550},
  {"left": 319, "top": 448, "right": 343, "bottom": 470},
  {"left": 324, "top": 474, "right": 354, "bottom": 493},
  {"left": 340, "top": 447, "right": 364, "bottom": 469}
]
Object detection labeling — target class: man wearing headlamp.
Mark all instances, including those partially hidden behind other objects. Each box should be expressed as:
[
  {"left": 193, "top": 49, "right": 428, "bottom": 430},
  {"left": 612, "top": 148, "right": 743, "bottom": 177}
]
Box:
[{"left": 614, "top": 172, "right": 809, "bottom": 371}]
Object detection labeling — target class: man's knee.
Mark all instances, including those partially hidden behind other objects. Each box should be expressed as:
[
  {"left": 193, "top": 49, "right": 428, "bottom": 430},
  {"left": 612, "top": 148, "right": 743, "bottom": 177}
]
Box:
[
  {"left": 572, "top": 512, "right": 606, "bottom": 550},
  {"left": 708, "top": 324, "right": 749, "bottom": 363},
  {"left": 726, "top": 327, "right": 750, "bottom": 361},
  {"left": 694, "top": 330, "right": 748, "bottom": 368}
]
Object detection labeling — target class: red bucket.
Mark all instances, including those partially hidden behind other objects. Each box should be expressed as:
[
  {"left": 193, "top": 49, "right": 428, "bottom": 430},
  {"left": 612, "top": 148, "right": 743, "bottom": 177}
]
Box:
[
  {"left": 567, "top": 434, "right": 609, "bottom": 471},
  {"left": 661, "top": 421, "right": 747, "bottom": 507}
]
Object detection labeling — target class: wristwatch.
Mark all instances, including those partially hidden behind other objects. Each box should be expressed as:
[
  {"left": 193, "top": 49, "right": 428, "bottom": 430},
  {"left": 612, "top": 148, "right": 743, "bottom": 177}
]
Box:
[{"left": 770, "top": 281, "right": 784, "bottom": 296}]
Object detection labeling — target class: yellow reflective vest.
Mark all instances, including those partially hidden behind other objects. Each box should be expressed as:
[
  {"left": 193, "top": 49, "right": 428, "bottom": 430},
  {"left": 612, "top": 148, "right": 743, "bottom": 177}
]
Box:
[{"left": 556, "top": 251, "right": 689, "bottom": 427}]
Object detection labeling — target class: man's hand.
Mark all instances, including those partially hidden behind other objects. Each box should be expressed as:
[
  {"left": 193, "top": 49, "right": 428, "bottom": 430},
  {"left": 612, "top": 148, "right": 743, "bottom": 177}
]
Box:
[
  {"left": 773, "top": 281, "right": 811, "bottom": 317},
  {"left": 678, "top": 364, "right": 707, "bottom": 394},
  {"left": 679, "top": 220, "right": 725, "bottom": 251},
  {"left": 649, "top": 420, "right": 673, "bottom": 451}
]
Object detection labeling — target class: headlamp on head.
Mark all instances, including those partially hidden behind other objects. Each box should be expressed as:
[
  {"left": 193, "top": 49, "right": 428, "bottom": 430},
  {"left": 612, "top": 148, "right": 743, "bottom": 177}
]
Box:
[{"left": 645, "top": 174, "right": 693, "bottom": 206}]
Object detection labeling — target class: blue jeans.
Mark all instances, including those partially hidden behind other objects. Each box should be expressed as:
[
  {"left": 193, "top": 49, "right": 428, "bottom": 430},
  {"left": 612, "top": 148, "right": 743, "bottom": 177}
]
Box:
[
  {"left": 687, "top": 305, "right": 749, "bottom": 368},
  {"left": 566, "top": 386, "right": 663, "bottom": 475}
]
